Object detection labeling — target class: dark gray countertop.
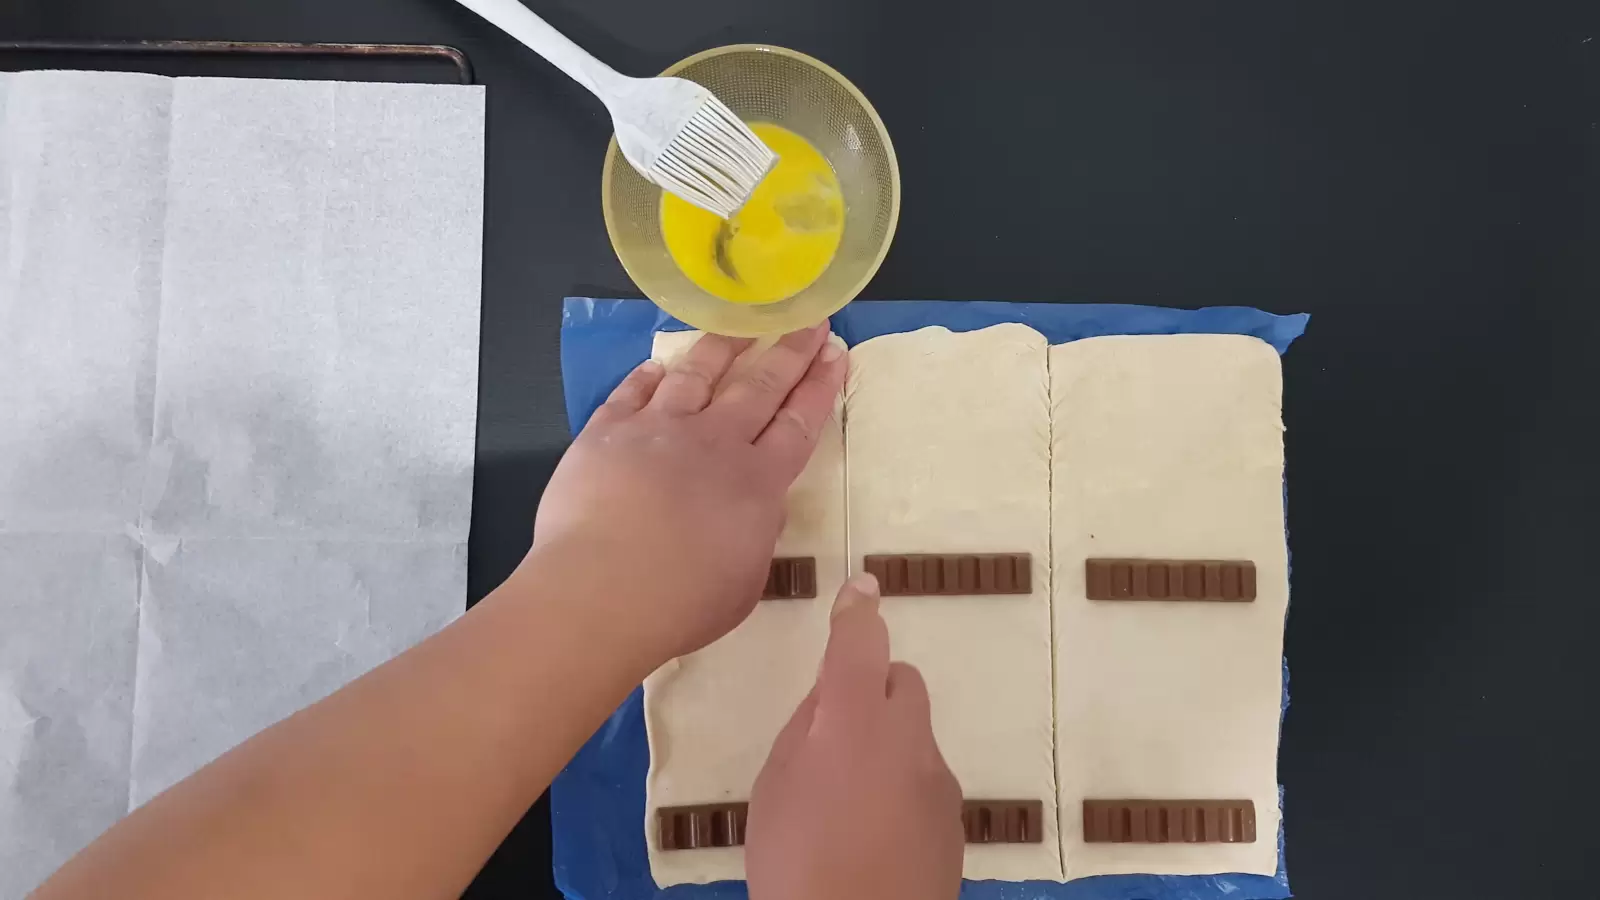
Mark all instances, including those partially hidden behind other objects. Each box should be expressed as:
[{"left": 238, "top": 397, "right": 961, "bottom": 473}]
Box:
[{"left": 4, "top": 1, "right": 1597, "bottom": 898}]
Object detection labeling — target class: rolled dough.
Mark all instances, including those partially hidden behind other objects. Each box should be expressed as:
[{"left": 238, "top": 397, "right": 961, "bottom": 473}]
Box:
[
  {"left": 845, "top": 325, "right": 1063, "bottom": 882},
  {"left": 1050, "top": 334, "right": 1286, "bottom": 879},
  {"left": 643, "top": 331, "right": 847, "bottom": 886}
]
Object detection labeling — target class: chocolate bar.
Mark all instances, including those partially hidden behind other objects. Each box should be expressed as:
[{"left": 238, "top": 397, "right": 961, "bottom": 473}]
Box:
[
  {"left": 863, "top": 554, "right": 1032, "bottom": 597},
  {"left": 1081, "top": 800, "right": 1256, "bottom": 843},
  {"left": 1084, "top": 559, "right": 1256, "bottom": 602},
  {"left": 658, "top": 803, "right": 749, "bottom": 851},
  {"left": 962, "top": 800, "right": 1045, "bottom": 844},
  {"left": 659, "top": 799, "right": 1047, "bottom": 850},
  {"left": 762, "top": 557, "right": 817, "bottom": 600}
]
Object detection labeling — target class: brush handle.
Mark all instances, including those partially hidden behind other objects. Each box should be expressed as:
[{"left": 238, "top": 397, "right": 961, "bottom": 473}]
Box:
[{"left": 452, "top": 0, "right": 627, "bottom": 99}]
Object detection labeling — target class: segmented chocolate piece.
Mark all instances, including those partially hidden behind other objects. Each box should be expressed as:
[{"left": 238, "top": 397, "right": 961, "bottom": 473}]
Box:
[
  {"left": 659, "top": 800, "right": 1046, "bottom": 850},
  {"left": 658, "top": 803, "right": 749, "bottom": 851},
  {"left": 1084, "top": 559, "right": 1256, "bottom": 602},
  {"left": 863, "top": 554, "right": 1032, "bottom": 596},
  {"left": 1082, "top": 800, "right": 1257, "bottom": 843},
  {"left": 962, "top": 800, "right": 1045, "bottom": 844},
  {"left": 762, "top": 557, "right": 817, "bottom": 600}
]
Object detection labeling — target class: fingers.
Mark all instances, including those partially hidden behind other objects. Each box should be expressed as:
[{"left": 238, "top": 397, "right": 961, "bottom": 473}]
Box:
[
  {"left": 886, "top": 661, "right": 959, "bottom": 782},
  {"left": 886, "top": 661, "right": 932, "bottom": 715},
  {"left": 590, "top": 360, "right": 665, "bottom": 423},
  {"left": 753, "top": 339, "right": 847, "bottom": 478},
  {"left": 761, "top": 686, "right": 819, "bottom": 773},
  {"left": 887, "top": 661, "right": 944, "bottom": 754},
  {"left": 811, "top": 574, "right": 890, "bottom": 730},
  {"left": 648, "top": 334, "right": 752, "bottom": 416},
  {"left": 705, "top": 325, "right": 830, "bottom": 440}
]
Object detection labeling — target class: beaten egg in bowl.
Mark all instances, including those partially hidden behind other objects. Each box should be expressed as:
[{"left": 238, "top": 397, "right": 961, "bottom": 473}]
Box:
[{"left": 659, "top": 122, "right": 844, "bottom": 305}]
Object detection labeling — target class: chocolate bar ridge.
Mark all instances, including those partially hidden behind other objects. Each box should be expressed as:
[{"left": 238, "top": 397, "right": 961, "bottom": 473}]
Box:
[
  {"left": 762, "top": 557, "right": 818, "bottom": 600},
  {"left": 962, "top": 800, "right": 1045, "bottom": 844},
  {"left": 658, "top": 803, "right": 749, "bottom": 851},
  {"left": 1082, "top": 799, "right": 1257, "bottom": 843},
  {"left": 1084, "top": 559, "right": 1256, "bottom": 602},
  {"left": 863, "top": 554, "right": 1032, "bottom": 596}
]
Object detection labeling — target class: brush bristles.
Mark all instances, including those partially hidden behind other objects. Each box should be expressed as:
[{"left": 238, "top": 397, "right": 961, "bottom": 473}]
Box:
[{"left": 649, "top": 99, "right": 777, "bottom": 218}]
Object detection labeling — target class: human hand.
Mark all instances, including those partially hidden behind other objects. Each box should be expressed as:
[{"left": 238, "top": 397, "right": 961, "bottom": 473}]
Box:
[
  {"left": 529, "top": 324, "right": 845, "bottom": 665},
  {"left": 746, "top": 574, "right": 964, "bottom": 900}
]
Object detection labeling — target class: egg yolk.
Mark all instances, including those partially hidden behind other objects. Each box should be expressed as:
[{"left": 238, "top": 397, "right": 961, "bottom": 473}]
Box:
[{"left": 659, "top": 122, "right": 844, "bottom": 305}]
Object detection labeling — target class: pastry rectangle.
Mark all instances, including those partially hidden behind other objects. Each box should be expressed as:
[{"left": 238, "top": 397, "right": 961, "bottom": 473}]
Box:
[
  {"left": 1051, "top": 335, "right": 1287, "bottom": 879},
  {"left": 642, "top": 332, "right": 847, "bottom": 886},
  {"left": 846, "top": 325, "right": 1062, "bottom": 882}
]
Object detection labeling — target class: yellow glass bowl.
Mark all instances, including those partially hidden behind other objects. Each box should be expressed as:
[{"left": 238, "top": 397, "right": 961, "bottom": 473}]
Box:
[{"left": 602, "top": 44, "right": 900, "bottom": 336}]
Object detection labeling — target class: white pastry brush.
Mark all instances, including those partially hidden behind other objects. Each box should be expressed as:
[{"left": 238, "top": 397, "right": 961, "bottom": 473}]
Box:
[{"left": 452, "top": 0, "right": 777, "bottom": 218}]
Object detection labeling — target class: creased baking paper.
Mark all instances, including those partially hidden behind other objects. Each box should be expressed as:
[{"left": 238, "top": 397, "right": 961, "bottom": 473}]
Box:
[{"left": 1, "top": 71, "right": 485, "bottom": 896}]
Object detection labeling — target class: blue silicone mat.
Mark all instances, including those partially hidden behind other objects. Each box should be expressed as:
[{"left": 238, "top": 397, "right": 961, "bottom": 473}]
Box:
[{"left": 554, "top": 297, "right": 1308, "bottom": 900}]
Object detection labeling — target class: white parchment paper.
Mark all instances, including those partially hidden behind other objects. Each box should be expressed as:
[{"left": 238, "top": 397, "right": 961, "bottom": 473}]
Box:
[{"left": 1, "top": 71, "right": 486, "bottom": 896}]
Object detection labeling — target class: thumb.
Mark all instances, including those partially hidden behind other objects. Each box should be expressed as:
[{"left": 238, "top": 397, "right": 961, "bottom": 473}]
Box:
[{"left": 812, "top": 573, "right": 890, "bottom": 726}]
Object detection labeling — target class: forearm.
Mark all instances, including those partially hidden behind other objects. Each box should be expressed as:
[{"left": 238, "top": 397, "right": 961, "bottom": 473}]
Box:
[
  {"left": 35, "top": 326, "right": 842, "bottom": 900},
  {"left": 35, "top": 541, "right": 657, "bottom": 900}
]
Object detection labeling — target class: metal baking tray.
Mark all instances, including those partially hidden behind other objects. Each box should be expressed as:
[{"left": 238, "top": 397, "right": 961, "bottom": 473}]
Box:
[{"left": 0, "top": 39, "right": 474, "bottom": 84}]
